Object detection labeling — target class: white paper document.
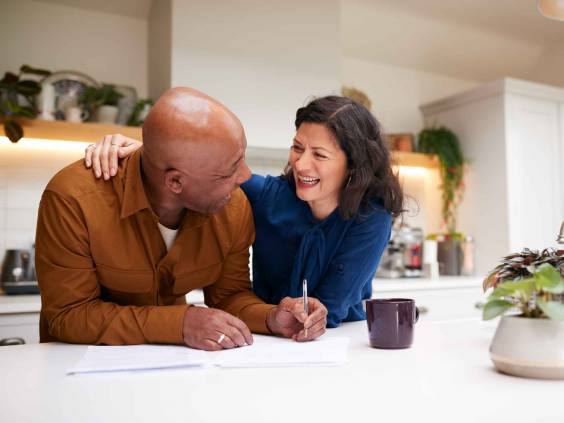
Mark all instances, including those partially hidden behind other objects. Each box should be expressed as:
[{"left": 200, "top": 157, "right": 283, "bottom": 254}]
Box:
[
  {"left": 67, "top": 345, "right": 209, "bottom": 374},
  {"left": 215, "top": 335, "right": 349, "bottom": 368},
  {"left": 67, "top": 336, "right": 349, "bottom": 375}
]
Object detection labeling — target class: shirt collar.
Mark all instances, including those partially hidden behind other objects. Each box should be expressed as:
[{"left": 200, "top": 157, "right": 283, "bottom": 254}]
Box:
[
  {"left": 120, "top": 148, "right": 152, "bottom": 219},
  {"left": 119, "top": 149, "right": 210, "bottom": 228}
]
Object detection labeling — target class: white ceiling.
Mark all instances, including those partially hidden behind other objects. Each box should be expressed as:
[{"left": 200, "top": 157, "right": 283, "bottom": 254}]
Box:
[
  {"left": 33, "top": 0, "right": 153, "bottom": 19},
  {"left": 34, "top": 0, "right": 564, "bottom": 83},
  {"left": 342, "top": 0, "right": 564, "bottom": 82},
  {"left": 358, "top": 0, "right": 564, "bottom": 45}
]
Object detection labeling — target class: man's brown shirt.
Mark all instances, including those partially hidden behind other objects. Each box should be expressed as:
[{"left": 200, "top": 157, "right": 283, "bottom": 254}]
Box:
[{"left": 36, "top": 149, "right": 274, "bottom": 345}]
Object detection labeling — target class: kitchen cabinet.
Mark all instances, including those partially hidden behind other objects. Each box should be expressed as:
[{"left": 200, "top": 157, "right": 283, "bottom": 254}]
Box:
[
  {"left": 0, "top": 294, "right": 40, "bottom": 344},
  {"left": 420, "top": 78, "right": 564, "bottom": 275},
  {"left": 372, "top": 277, "right": 484, "bottom": 321}
]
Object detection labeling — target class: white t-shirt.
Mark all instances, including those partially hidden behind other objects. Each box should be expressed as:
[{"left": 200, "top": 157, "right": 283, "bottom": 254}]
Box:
[{"left": 158, "top": 222, "right": 179, "bottom": 251}]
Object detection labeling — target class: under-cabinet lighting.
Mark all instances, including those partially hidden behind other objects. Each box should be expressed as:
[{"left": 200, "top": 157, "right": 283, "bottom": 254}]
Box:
[
  {"left": 0, "top": 137, "right": 91, "bottom": 151},
  {"left": 394, "top": 165, "right": 429, "bottom": 176}
]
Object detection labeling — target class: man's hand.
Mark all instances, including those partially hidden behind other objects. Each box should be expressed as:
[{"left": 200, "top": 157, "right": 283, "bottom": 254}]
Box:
[
  {"left": 266, "top": 297, "right": 327, "bottom": 342},
  {"left": 182, "top": 306, "right": 253, "bottom": 351}
]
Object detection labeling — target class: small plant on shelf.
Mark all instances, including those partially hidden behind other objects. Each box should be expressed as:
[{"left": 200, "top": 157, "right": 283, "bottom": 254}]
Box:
[
  {"left": 79, "top": 84, "right": 123, "bottom": 110},
  {"left": 0, "top": 65, "right": 51, "bottom": 143}
]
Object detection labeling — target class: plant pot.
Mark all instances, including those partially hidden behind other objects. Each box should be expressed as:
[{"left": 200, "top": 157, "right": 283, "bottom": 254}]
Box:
[
  {"left": 96, "top": 105, "right": 119, "bottom": 124},
  {"left": 489, "top": 315, "right": 564, "bottom": 379},
  {"left": 437, "top": 239, "right": 462, "bottom": 275}
]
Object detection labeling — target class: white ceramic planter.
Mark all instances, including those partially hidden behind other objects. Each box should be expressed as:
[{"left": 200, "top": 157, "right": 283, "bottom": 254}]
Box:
[
  {"left": 96, "top": 105, "right": 119, "bottom": 124},
  {"left": 490, "top": 315, "right": 564, "bottom": 379}
]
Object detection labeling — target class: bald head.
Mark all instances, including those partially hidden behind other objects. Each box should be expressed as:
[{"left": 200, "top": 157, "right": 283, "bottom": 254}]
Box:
[
  {"left": 139, "top": 87, "right": 251, "bottom": 218},
  {"left": 142, "top": 87, "right": 245, "bottom": 170}
]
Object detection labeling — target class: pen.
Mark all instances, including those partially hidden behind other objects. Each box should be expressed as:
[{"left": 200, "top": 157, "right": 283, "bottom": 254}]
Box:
[{"left": 302, "top": 278, "right": 309, "bottom": 337}]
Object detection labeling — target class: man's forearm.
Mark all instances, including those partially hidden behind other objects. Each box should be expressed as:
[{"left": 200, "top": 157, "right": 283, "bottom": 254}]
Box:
[{"left": 44, "top": 299, "right": 188, "bottom": 345}]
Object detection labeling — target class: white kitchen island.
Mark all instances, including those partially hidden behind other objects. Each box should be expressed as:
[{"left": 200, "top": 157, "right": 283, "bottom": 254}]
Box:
[{"left": 1, "top": 318, "right": 562, "bottom": 423}]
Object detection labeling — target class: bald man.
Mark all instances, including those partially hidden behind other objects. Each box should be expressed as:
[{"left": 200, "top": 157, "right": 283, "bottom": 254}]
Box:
[{"left": 36, "top": 87, "right": 327, "bottom": 350}]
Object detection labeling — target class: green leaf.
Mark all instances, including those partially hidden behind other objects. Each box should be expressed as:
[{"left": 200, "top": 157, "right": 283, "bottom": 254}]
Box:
[
  {"left": 15, "top": 105, "right": 36, "bottom": 119},
  {"left": 19, "top": 65, "right": 51, "bottom": 77},
  {"left": 0, "top": 72, "right": 19, "bottom": 85},
  {"left": 4, "top": 120, "right": 24, "bottom": 143},
  {"left": 536, "top": 299, "right": 564, "bottom": 321},
  {"left": 534, "top": 263, "right": 564, "bottom": 294},
  {"left": 15, "top": 80, "right": 41, "bottom": 96},
  {"left": 2, "top": 99, "right": 19, "bottom": 114},
  {"left": 482, "top": 299, "right": 514, "bottom": 320},
  {"left": 489, "top": 278, "right": 535, "bottom": 299}
]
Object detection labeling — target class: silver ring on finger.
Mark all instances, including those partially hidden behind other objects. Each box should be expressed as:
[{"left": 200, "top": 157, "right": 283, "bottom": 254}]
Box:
[
  {"left": 86, "top": 144, "right": 96, "bottom": 149},
  {"left": 217, "top": 333, "right": 226, "bottom": 344}
]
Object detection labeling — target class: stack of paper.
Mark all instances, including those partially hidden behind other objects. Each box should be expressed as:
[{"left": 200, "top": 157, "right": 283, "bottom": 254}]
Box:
[
  {"left": 67, "top": 336, "right": 349, "bottom": 375},
  {"left": 67, "top": 345, "right": 208, "bottom": 374}
]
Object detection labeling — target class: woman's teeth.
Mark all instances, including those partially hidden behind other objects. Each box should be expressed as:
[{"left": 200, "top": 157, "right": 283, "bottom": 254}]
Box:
[{"left": 298, "top": 176, "right": 320, "bottom": 185}]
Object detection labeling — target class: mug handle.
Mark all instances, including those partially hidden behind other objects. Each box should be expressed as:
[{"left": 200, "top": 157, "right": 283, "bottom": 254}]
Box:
[{"left": 414, "top": 306, "right": 420, "bottom": 324}]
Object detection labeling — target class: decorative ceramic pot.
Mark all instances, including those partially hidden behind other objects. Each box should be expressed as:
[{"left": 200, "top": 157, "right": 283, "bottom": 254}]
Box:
[
  {"left": 490, "top": 315, "right": 564, "bottom": 379},
  {"left": 96, "top": 105, "right": 119, "bottom": 124}
]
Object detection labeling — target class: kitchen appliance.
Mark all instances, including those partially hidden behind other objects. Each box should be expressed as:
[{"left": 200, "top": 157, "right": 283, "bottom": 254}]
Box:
[
  {"left": 1, "top": 247, "right": 39, "bottom": 295},
  {"left": 377, "top": 224, "right": 424, "bottom": 278}
]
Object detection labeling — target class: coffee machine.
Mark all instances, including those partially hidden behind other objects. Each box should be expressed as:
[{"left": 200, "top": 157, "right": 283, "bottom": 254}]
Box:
[
  {"left": 1, "top": 246, "right": 39, "bottom": 295},
  {"left": 377, "top": 224, "right": 424, "bottom": 278}
]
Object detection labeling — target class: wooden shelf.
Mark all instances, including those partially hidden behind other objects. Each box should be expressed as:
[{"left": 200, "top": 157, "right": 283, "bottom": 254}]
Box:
[
  {"left": 1, "top": 119, "right": 438, "bottom": 169},
  {"left": 391, "top": 150, "right": 438, "bottom": 169},
  {"left": 1, "top": 118, "right": 142, "bottom": 143}
]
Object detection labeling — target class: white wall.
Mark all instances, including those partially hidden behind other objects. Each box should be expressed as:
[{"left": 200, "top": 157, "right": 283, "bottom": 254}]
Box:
[
  {"left": 170, "top": 0, "right": 341, "bottom": 149},
  {"left": 148, "top": 0, "right": 171, "bottom": 100},
  {"left": 0, "top": 0, "right": 148, "bottom": 97},
  {"left": 342, "top": 56, "right": 479, "bottom": 134}
]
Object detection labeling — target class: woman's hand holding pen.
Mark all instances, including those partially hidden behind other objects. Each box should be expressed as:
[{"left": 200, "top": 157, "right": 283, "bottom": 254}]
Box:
[{"left": 266, "top": 297, "right": 327, "bottom": 342}]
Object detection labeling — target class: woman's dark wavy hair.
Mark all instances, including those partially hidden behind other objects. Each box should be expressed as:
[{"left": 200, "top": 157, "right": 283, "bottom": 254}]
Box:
[{"left": 283, "top": 95, "right": 404, "bottom": 220}]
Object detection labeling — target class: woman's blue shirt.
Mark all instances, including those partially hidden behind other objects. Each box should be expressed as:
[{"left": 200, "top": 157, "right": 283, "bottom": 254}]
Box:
[{"left": 241, "top": 174, "right": 392, "bottom": 328}]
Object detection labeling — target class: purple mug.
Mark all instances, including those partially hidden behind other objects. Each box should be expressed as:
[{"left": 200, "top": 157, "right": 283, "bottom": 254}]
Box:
[{"left": 366, "top": 298, "right": 420, "bottom": 349}]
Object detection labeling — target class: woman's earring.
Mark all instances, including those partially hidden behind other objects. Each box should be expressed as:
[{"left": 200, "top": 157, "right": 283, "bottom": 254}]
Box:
[{"left": 345, "top": 175, "right": 352, "bottom": 188}]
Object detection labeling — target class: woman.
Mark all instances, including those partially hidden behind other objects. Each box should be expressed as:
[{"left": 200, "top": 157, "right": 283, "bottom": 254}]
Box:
[{"left": 85, "top": 96, "right": 404, "bottom": 327}]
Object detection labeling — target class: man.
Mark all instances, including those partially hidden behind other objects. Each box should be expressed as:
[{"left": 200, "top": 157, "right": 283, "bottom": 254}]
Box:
[{"left": 36, "top": 87, "right": 327, "bottom": 350}]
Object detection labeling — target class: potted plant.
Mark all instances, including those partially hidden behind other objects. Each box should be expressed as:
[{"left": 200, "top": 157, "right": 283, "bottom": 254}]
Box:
[
  {"left": 79, "top": 84, "right": 123, "bottom": 124},
  {"left": 0, "top": 65, "right": 51, "bottom": 142},
  {"left": 418, "top": 126, "right": 467, "bottom": 274},
  {"left": 127, "top": 98, "right": 153, "bottom": 127},
  {"left": 482, "top": 248, "right": 564, "bottom": 379}
]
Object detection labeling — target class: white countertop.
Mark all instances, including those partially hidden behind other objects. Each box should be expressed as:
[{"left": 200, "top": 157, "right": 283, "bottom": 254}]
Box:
[
  {"left": 373, "top": 275, "right": 483, "bottom": 292},
  {"left": 0, "top": 293, "right": 41, "bottom": 314},
  {"left": 0, "top": 318, "right": 561, "bottom": 423},
  {"left": 0, "top": 276, "right": 484, "bottom": 314}
]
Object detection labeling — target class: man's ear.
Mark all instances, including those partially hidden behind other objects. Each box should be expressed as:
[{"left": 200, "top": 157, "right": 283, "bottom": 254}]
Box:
[{"left": 164, "top": 170, "right": 184, "bottom": 194}]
